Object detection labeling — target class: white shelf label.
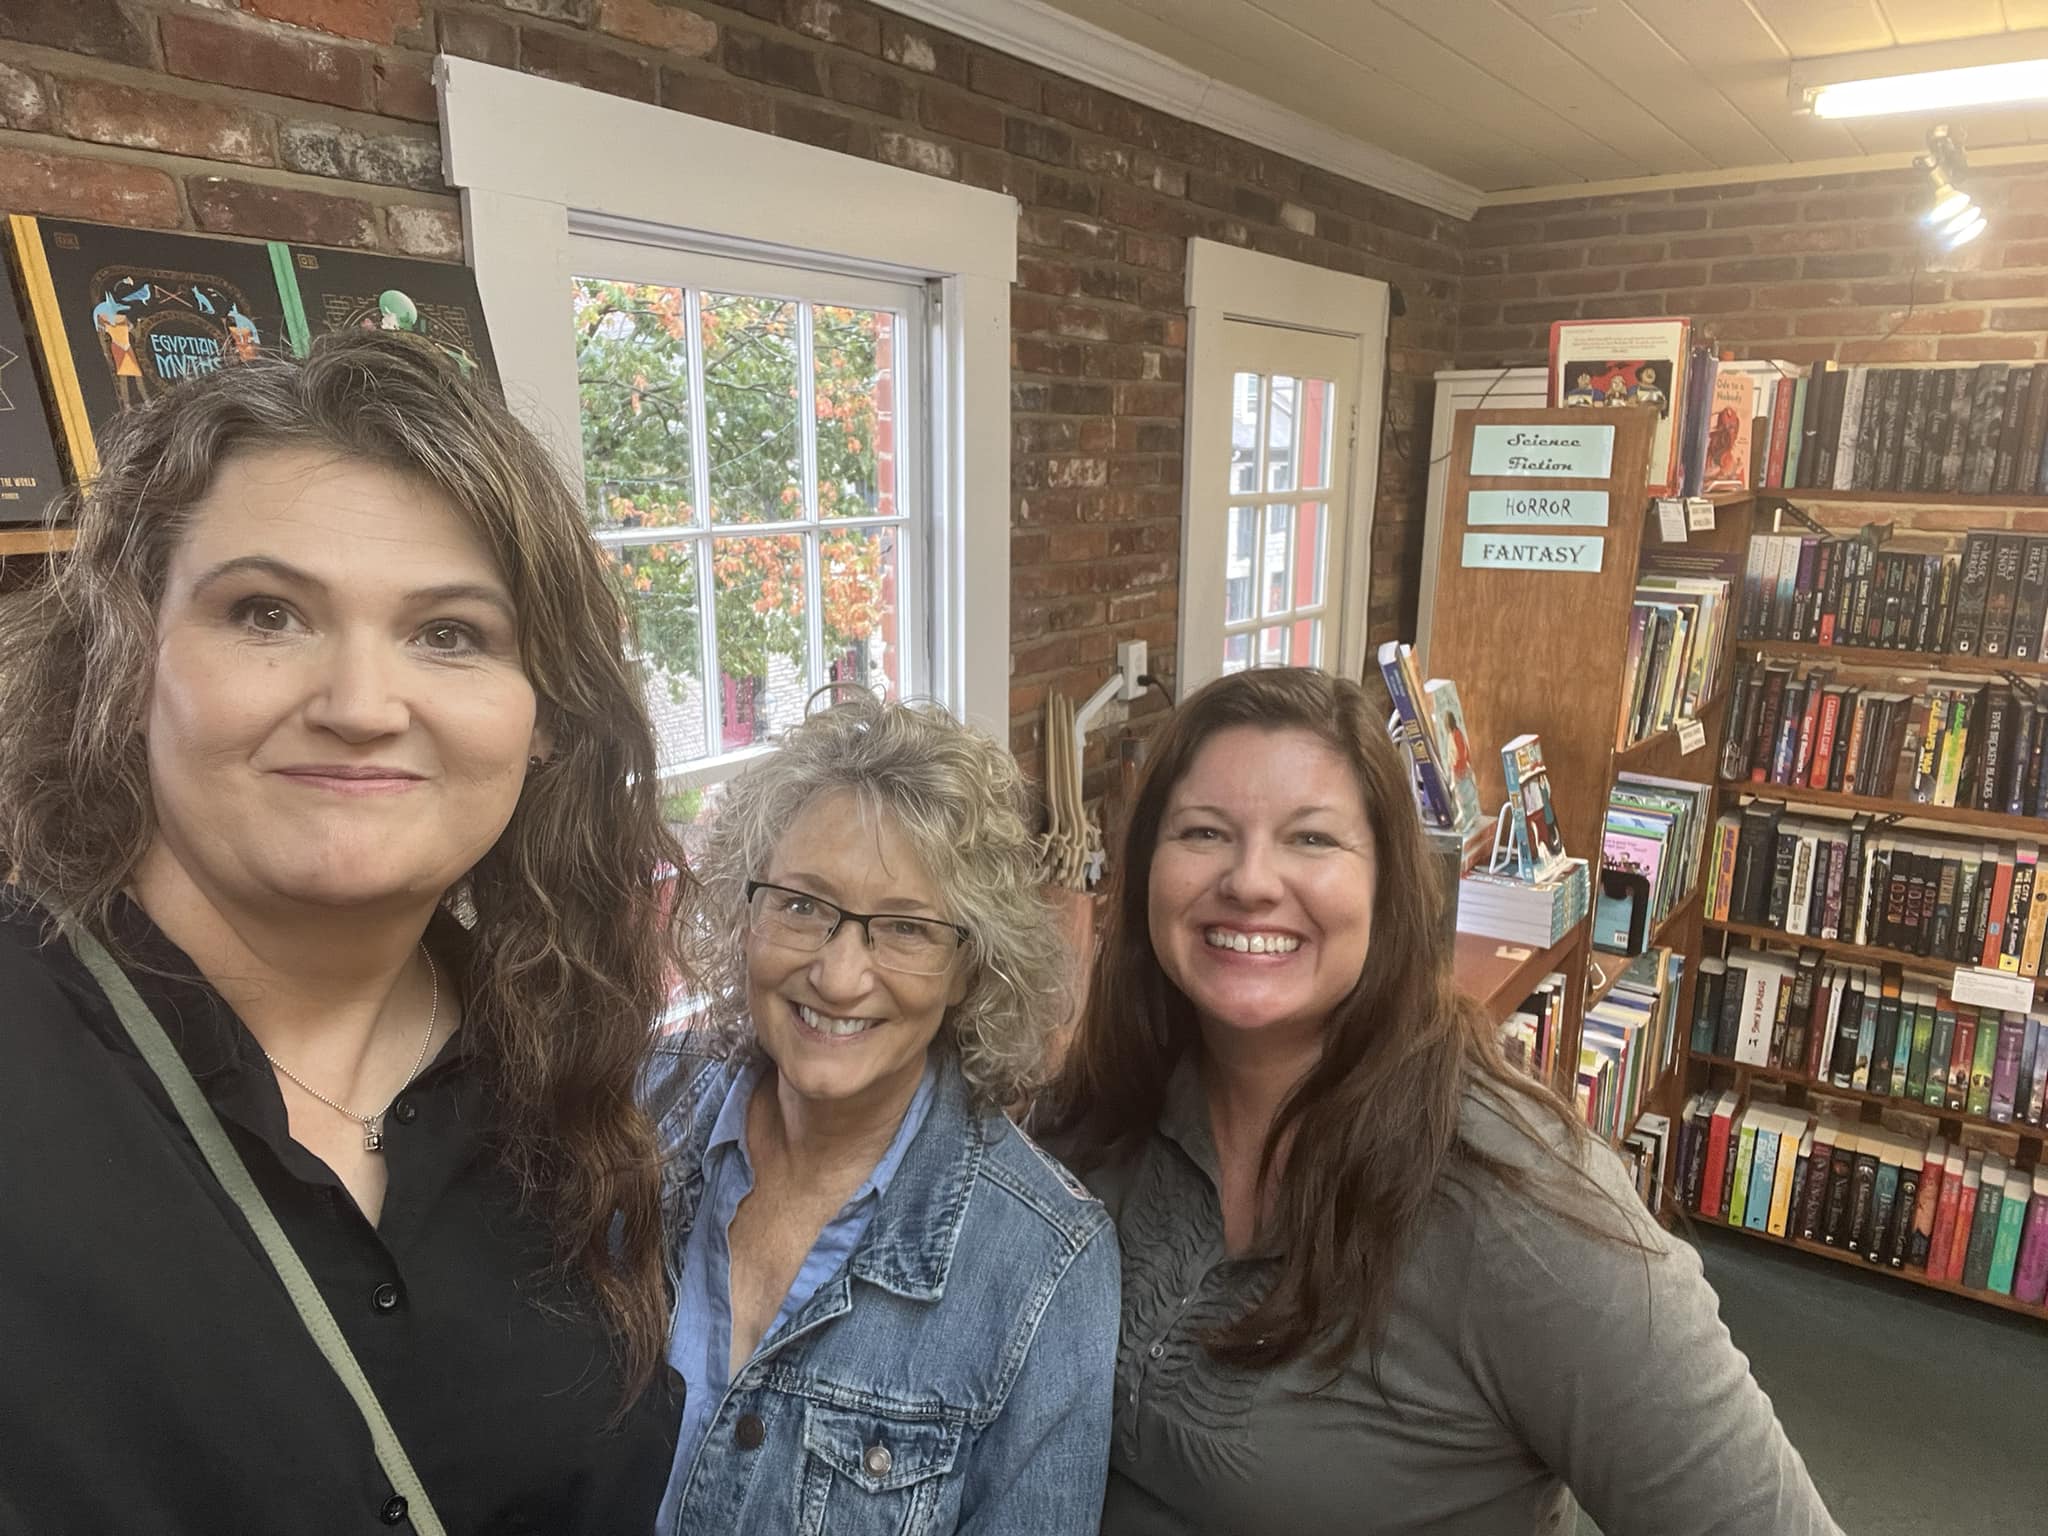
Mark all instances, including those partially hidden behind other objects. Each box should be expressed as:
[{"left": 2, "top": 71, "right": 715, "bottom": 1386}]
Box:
[
  {"left": 1461, "top": 533, "right": 1605, "bottom": 574},
  {"left": 1952, "top": 966, "right": 2033, "bottom": 1016},
  {"left": 1470, "top": 423, "right": 1615, "bottom": 479},
  {"left": 1467, "top": 489, "right": 1610, "bottom": 527},
  {"left": 1656, "top": 498, "right": 1687, "bottom": 543},
  {"left": 1686, "top": 497, "right": 1716, "bottom": 531},
  {"left": 1678, "top": 719, "right": 1708, "bottom": 755}
]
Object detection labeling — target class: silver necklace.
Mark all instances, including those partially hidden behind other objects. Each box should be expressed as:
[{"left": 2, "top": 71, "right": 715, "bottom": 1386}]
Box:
[{"left": 263, "top": 944, "right": 439, "bottom": 1153}]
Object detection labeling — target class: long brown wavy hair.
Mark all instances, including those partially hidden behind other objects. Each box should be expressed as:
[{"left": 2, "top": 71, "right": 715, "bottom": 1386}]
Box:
[
  {"left": 0, "top": 332, "right": 685, "bottom": 1404},
  {"left": 1048, "top": 667, "right": 1619, "bottom": 1373}
]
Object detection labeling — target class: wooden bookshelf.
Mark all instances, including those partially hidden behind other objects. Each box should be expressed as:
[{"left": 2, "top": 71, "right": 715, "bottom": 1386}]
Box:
[
  {"left": 0, "top": 528, "right": 74, "bottom": 557},
  {"left": 1455, "top": 926, "right": 1584, "bottom": 1027},
  {"left": 1774, "top": 486, "right": 2048, "bottom": 513},
  {"left": 1691, "top": 1050, "right": 2048, "bottom": 1141},
  {"left": 1704, "top": 916, "right": 2048, "bottom": 994},
  {"left": 1696, "top": 1215, "right": 2048, "bottom": 1322},
  {"left": 1719, "top": 777, "right": 2048, "bottom": 838},
  {"left": 1736, "top": 636, "right": 2048, "bottom": 682},
  {"left": 1590, "top": 880, "right": 1705, "bottom": 1010},
  {"left": 1612, "top": 685, "right": 1730, "bottom": 770}
]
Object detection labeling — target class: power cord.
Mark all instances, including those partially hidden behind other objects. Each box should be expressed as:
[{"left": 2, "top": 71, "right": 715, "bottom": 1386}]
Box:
[{"left": 1138, "top": 673, "right": 1174, "bottom": 707}]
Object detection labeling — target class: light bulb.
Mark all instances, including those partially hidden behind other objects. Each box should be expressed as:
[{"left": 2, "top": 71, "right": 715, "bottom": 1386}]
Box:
[
  {"left": 1938, "top": 199, "right": 1982, "bottom": 235},
  {"left": 1944, "top": 213, "right": 1989, "bottom": 248},
  {"left": 1926, "top": 188, "right": 1972, "bottom": 224}
]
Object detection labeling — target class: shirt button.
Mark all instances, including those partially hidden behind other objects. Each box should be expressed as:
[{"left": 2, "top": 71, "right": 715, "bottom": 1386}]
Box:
[
  {"left": 1148, "top": 1342, "right": 1164, "bottom": 1359},
  {"left": 392, "top": 1099, "right": 417, "bottom": 1125},
  {"left": 379, "top": 1494, "right": 408, "bottom": 1524},
  {"left": 864, "top": 1443, "right": 892, "bottom": 1477},
  {"left": 734, "top": 1412, "right": 766, "bottom": 1450},
  {"left": 372, "top": 1282, "right": 402, "bottom": 1313}
]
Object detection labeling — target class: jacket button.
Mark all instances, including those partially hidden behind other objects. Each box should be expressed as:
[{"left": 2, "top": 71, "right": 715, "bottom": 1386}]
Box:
[
  {"left": 734, "top": 1412, "right": 766, "bottom": 1450},
  {"left": 379, "top": 1494, "right": 408, "bottom": 1525},
  {"left": 372, "top": 1283, "right": 402, "bottom": 1313},
  {"left": 863, "top": 1443, "right": 892, "bottom": 1477},
  {"left": 392, "top": 1099, "right": 417, "bottom": 1125}
]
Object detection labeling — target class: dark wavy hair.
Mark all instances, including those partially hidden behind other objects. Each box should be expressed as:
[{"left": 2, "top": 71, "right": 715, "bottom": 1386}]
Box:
[
  {"left": 1048, "top": 666, "right": 1619, "bottom": 1372},
  {"left": 0, "top": 331, "right": 685, "bottom": 1404}
]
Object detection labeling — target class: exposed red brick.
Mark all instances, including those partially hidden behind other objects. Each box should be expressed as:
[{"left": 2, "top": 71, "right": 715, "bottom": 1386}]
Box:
[
  {"left": 242, "top": 0, "right": 424, "bottom": 46},
  {"left": 881, "top": 17, "right": 966, "bottom": 83},
  {"left": 825, "top": 58, "right": 909, "bottom": 116},
  {"left": 54, "top": 77, "right": 271, "bottom": 166},
  {"left": 1837, "top": 336, "right": 1937, "bottom": 363},
  {"left": 721, "top": 28, "right": 822, "bottom": 94},
  {"left": 0, "top": 0, "right": 150, "bottom": 67},
  {"left": 161, "top": 13, "right": 376, "bottom": 113},
  {"left": 0, "top": 62, "right": 51, "bottom": 134},
  {"left": 660, "top": 70, "right": 769, "bottom": 130},
  {"left": 968, "top": 52, "right": 1040, "bottom": 112},
  {"left": 438, "top": 11, "right": 518, "bottom": 66},
  {"left": 773, "top": 100, "right": 869, "bottom": 156},
  {"left": 596, "top": 0, "right": 718, "bottom": 56},
  {"left": 876, "top": 130, "right": 955, "bottom": 179},
  {"left": 385, "top": 201, "right": 464, "bottom": 258},
  {"left": 190, "top": 175, "right": 379, "bottom": 248},
  {"left": 374, "top": 50, "right": 439, "bottom": 122},
  {"left": 0, "top": 145, "right": 179, "bottom": 227},
  {"left": 920, "top": 87, "right": 1004, "bottom": 149},
  {"left": 786, "top": 0, "right": 879, "bottom": 53},
  {"left": 520, "top": 28, "right": 657, "bottom": 101},
  {"left": 1622, "top": 263, "right": 1705, "bottom": 292}
]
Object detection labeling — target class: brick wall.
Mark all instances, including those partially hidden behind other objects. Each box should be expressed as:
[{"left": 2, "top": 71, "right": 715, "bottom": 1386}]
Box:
[
  {"left": 0, "top": 0, "right": 1465, "bottom": 786},
  {"left": 1460, "top": 163, "right": 2048, "bottom": 374}
]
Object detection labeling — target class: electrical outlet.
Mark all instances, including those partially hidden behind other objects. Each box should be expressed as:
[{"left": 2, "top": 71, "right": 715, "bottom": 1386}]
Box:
[{"left": 1116, "top": 639, "right": 1148, "bottom": 701}]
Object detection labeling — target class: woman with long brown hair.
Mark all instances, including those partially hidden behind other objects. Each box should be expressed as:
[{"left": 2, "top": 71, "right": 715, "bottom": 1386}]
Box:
[
  {"left": 0, "top": 333, "right": 683, "bottom": 1531},
  {"left": 1047, "top": 667, "right": 1838, "bottom": 1535}
]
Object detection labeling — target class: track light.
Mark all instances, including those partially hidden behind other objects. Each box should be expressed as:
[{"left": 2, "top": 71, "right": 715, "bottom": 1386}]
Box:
[
  {"left": 1916, "top": 125, "right": 1986, "bottom": 251},
  {"left": 1809, "top": 57, "right": 2048, "bottom": 119}
]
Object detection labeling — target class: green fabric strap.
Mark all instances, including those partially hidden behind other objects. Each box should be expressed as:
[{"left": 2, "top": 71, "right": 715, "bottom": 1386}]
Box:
[{"left": 65, "top": 920, "right": 447, "bottom": 1536}]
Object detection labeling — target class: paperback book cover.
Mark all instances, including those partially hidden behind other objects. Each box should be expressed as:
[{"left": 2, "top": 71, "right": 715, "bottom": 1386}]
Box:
[
  {"left": 6, "top": 216, "right": 287, "bottom": 480},
  {"left": 1702, "top": 369, "right": 1756, "bottom": 492},
  {"left": 1548, "top": 317, "right": 1690, "bottom": 495},
  {"left": 277, "top": 245, "right": 500, "bottom": 393},
  {"left": 1501, "top": 732, "right": 1568, "bottom": 882},
  {"left": 0, "top": 260, "right": 66, "bottom": 521}
]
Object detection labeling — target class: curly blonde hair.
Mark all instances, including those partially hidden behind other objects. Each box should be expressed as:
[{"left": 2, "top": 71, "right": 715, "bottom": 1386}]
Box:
[{"left": 688, "top": 690, "right": 1067, "bottom": 1107}]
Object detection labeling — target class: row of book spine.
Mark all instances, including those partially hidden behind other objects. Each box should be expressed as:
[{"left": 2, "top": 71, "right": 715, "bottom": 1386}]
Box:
[
  {"left": 1502, "top": 971, "right": 1569, "bottom": 1086},
  {"left": 1738, "top": 530, "right": 2048, "bottom": 662},
  {"left": 1719, "top": 663, "right": 2048, "bottom": 817},
  {"left": 1679, "top": 1097, "right": 2048, "bottom": 1304},
  {"left": 1691, "top": 949, "right": 2048, "bottom": 1127},
  {"left": 1705, "top": 807, "right": 2048, "bottom": 974},
  {"left": 1758, "top": 361, "right": 2048, "bottom": 499}
]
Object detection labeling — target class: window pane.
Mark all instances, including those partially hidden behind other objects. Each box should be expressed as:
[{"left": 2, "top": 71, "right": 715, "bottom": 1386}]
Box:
[
  {"left": 1225, "top": 505, "right": 1257, "bottom": 625},
  {"left": 820, "top": 524, "right": 902, "bottom": 699},
  {"left": 612, "top": 539, "right": 707, "bottom": 769},
  {"left": 573, "top": 278, "right": 694, "bottom": 531},
  {"left": 1299, "top": 377, "right": 1335, "bottom": 491},
  {"left": 1230, "top": 371, "right": 1260, "bottom": 494},
  {"left": 1265, "top": 375, "right": 1299, "bottom": 493},
  {"left": 1222, "top": 632, "right": 1251, "bottom": 674},
  {"left": 1291, "top": 616, "right": 1321, "bottom": 668},
  {"left": 1257, "top": 625, "right": 1291, "bottom": 666},
  {"left": 1261, "top": 504, "right": 1293, "bottom": 619},
  {"left": 703, "top": 294, "right": 802, "bottom": 525},
  {"left": 815, "top": 306, "right": 894, "bottom": 520},
  {"left": 1298, "top": 500, "right": 1328, "bottom": 609},
  {"left": 712, "top": 534, "right": 810, "bottom": 753}
]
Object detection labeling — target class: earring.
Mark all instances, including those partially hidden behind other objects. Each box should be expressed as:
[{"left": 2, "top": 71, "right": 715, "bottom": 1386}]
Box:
[{"left": 528, "top": 755, "right": 546, "bottom": 769}]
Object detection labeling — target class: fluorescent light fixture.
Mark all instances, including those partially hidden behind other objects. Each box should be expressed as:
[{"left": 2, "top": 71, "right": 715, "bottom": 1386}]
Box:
[
  {"left": 1927, "top": 187, "right": 1972, "bottom": 224},
  {"left": 1812, "top": 57, "right": 2048, "bottom": 118},
  {"left": 1945, "top": 213, "right": 1989, "bottom": 249},
  {"left": 1936, "top": 200, "right": 1981, "bottom": 235}
]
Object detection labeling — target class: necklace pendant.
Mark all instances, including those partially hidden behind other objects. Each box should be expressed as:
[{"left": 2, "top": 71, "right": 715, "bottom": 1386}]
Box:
[{"left": 363, "top": 1124, "right": 384, "bottom": 1153}]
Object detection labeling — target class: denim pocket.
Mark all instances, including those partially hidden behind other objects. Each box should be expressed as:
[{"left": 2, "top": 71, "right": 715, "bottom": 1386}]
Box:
[{"left": 796, "top": 1401, "right": 962, "bottom": 1536}]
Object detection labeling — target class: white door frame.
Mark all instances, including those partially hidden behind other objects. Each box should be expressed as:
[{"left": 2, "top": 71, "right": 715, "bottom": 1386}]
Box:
[{"left": 1181, "top": 238, "right": 1389, "bottom": 692}]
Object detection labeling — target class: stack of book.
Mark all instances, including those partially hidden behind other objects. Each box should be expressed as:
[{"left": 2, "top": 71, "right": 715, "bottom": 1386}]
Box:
[
  {"left": 1378, "top": 641, "right": 1485, "bottom": 846},
  {"left": 1691, "top": 946, "right": 2048, "bottom": 1126},
  {"left": 1502, "top": 971, "right": 1569, "bottom": 1082},
  {"left": 1719, "top": 662, "right": 2048, "bottom": 815},
  {"left": 1622, "top": 1110, "right": 1674, "bottom": 1215},
  {"left": 1737, "top": 528, "right": 2048, "bottom": 662},
  {"left": 1458, "top": 858, "right": 1591, "bottom": 947},
  {"left": 1751, "top": 361, "right": 2048, "bottom": 498},
  {"left": 1618, "top": 561, "right": 1736, "bottom": 749},
  {"left": 1705, "top": 804, "right": 2048, "bottom": 976},
  {"left": 1679, "top": 1096, "right": 2048, "bottom": 1305},
  {"left": 1579, "top": 947, "right": 1684, "bottom": 1143}
]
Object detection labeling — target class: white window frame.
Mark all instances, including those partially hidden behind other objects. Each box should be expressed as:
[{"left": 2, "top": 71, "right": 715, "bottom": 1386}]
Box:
[
  {"left": 436, "top": 56, "right": 1017, "bottom": 760},
  {"left": 1181, "top": 238, "right": 1389, "bottom": 691}
]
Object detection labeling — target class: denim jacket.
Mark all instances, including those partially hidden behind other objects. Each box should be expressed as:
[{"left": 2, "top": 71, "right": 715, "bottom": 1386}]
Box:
[{"left": 644, "top": 1043, "right": 1119, "bottom": 1536}]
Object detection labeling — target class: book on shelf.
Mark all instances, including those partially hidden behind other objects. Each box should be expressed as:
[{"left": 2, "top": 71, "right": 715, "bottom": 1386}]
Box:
[
  {"left": 0, "top": 262, "right": 65, "bottom": 524},
  {"left": 1618, "top": 550, "right": 1739, "bottom": 750},
  {"left": 1579, "top": 946, "right": 1684, "bottom": 1144},
  {"left": 1458, "top": 857, "right": 1591, "bottom": 948},
  {"left": 1501, "top": 732, "right": 1569, "bottom": 881},
  {"left": 1621, "top": 1110, "right": 1673, "bottom": 1214},
  {"left": 276, "top": 244, "right": 497, "bottom": 388},
  {"left": 1597, "top": 773, "right": 1711, "bottom": 954},
  {"left": 1547, "top": 317, "right": 1691, "bottom": 496},
  {"left": 1503, "top": 970, "right": 1570, "bottom": 1083},
  {"left": 1378, "top": 641, "right": 1461, "bottom": 830},
  {"left": 1421, "top": 677, "right": 1486, "bottom": 835},
  {"left": 1703, "top": 369, "right": 1755, "bottom": 493}
]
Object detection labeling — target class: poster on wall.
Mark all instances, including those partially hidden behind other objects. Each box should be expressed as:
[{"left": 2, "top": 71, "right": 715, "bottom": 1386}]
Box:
[{"left": 1547, "top": 317, "right": 1691, "bottom": 496}]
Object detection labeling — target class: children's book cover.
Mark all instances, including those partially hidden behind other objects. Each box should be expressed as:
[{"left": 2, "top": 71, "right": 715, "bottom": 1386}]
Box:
[
  {"left": 8, "top": 217, "right": 286, "bottom": 479},
  {"left": 1422, "top": 677, "right": 1484, "bottom": 833},
  {"left": 0, "top": 259, "right": 66, "bottom": 522},
  {"left": 279, "top": 246, "right": 500, "bottom": 394},
  {"left": 1703, "top": 369, "right": 1757, "bottom": 491},
  {"left": 1501, "top": 732, "right": 1568, "bottom": 881}
]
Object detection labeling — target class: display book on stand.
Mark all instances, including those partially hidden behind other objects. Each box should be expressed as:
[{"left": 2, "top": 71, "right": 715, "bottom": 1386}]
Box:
[{"left": 1679, "top": 414, "right": 2048, "bottom": 1321}]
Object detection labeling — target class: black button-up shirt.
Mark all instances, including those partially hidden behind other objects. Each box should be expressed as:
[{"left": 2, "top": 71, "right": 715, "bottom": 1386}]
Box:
[{"left": 0, "top": 894, "right": 678, "bottom": 1533}]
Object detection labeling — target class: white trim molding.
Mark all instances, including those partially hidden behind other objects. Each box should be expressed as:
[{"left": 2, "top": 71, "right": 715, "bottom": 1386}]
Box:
[
  {"left": 866, "top": 0, "right": 1481, "bottom": 221},
  {"left": 437, "top": 55, "right": 1019, "bottom": 741}
]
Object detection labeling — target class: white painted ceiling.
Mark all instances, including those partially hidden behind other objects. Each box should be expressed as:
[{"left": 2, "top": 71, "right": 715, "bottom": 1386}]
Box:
[{"left": 1036, "top": 0, "right": 2048, "bottom": 193}]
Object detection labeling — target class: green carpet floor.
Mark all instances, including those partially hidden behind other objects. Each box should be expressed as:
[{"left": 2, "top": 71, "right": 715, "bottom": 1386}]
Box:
[{"left": 1577, "top": 1222, "right": 2048, "bottom": 1535}]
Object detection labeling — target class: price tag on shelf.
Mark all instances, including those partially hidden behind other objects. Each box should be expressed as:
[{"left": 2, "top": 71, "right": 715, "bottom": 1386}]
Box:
[
  {"left": 1952, "top": 965, "right": 2033, "bottom": 1016},
  {"left": 1686, "top": 497, "right": 1716, "bottom": 532},
  {"left": 1678, "top": 719, "right": 1708, "bottom": 755},
  {"left": 1495, "top": 945, "right": 1533, "bottom": 962},
  {"left": 1655, "top": 498, "right": 1687, "bottom": 543}
]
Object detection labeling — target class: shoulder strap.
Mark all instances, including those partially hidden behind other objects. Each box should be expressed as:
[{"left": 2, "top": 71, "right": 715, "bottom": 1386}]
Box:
[{"left": 63, "top": 919, "right": 447, "bottom": 1536}]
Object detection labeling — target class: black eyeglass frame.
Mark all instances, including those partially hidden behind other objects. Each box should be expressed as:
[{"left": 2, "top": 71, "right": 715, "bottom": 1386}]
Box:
[{"left": 742, "top": 879, "right": 971, "bottom": 961}]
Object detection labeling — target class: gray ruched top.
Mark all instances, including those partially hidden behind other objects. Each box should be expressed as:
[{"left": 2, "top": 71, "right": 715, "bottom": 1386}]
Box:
[{"left": 1082, "top": 1058, "right": 1843, "bottom": 1536}]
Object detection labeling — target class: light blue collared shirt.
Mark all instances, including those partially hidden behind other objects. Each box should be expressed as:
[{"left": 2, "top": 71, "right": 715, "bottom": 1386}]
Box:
[{"left": 655, "top": 1052, "right": 937, "bottom": 1530}]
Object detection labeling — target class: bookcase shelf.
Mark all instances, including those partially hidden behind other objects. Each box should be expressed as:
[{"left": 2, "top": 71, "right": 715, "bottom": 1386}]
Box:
[
  {"left": 1774, "top": 487, "right": 2048, "bottom": 513},
  {"left": 1455, "top": 925, "right": 1584, "bottom": 1027},
  {"left": 1613, "top": 686, "right": 1730, "bottom": 770},
  {"left": 1720, "top": 778, "right": 2048, "bottom": 837},
  {"left": 1737, "top": 636, "right": 2048, "bottom": 682},
  {"left": 1692, "top": 1050, "right": 2048, "bottom": 1142},
  {"left": 1697, "top": 1213, "right": 2048, "bottom": 1322},
  {"left": 1704, "top": 916, "right": 2048, "bottom": 995},
  {"left": 1590, "top": 880, "right": 1705, "bottom": 1010},
  {"left": 0, "top": 528, "right": 74, "bottom": 557}
]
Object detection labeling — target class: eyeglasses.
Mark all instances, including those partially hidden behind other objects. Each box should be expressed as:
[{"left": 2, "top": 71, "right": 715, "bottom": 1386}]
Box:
[{"left": 744, "top": 880, "right": 970, "bottom": 976}]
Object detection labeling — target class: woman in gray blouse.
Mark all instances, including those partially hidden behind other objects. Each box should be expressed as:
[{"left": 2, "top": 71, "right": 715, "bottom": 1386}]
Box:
[{"left": 1046, "top": 668, "right": 1840, "bottom": 1536}]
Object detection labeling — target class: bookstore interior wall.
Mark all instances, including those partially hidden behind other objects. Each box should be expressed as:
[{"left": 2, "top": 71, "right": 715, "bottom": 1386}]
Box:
[{"left": 0, "top": 0, "right": 1466, "bottom": 787}]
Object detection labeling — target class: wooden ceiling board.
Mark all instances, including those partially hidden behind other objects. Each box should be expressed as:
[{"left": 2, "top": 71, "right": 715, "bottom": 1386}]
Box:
[
  {"left": 2002, "top": 1, "right": 2048, "bottom": 29},
  {"left": 1372, "top": 0, "right": 1692, "bottom": 178},
  {"left": 1247, "top": 0, "right": 1651, "bottom": 183},
  {"left": 1746, "top": 0, "right": 1897, "bottom": 58},
  {"left": 1873, "top": 0, "right": 2008, "bottom": 45},
  {"left": 1488, "top": 0, "right": 1785, "bottom": 169},
  {"left": 1621, "top": 0, "right": 1872, "bottom": 164}
]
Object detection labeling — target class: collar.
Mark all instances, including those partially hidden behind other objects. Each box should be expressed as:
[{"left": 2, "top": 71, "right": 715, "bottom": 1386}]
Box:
[
  {"left": 700, "top": 1054, "right": 939, "bottom": 1213},
  {"left": 1157, "top": 1050, "right": 1221, "bottom": 1187}
]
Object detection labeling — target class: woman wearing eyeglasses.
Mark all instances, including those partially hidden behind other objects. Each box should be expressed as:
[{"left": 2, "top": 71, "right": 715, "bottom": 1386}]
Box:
[{"left": 642, "top": 690, "right": 1118, "bottom": 1535}]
